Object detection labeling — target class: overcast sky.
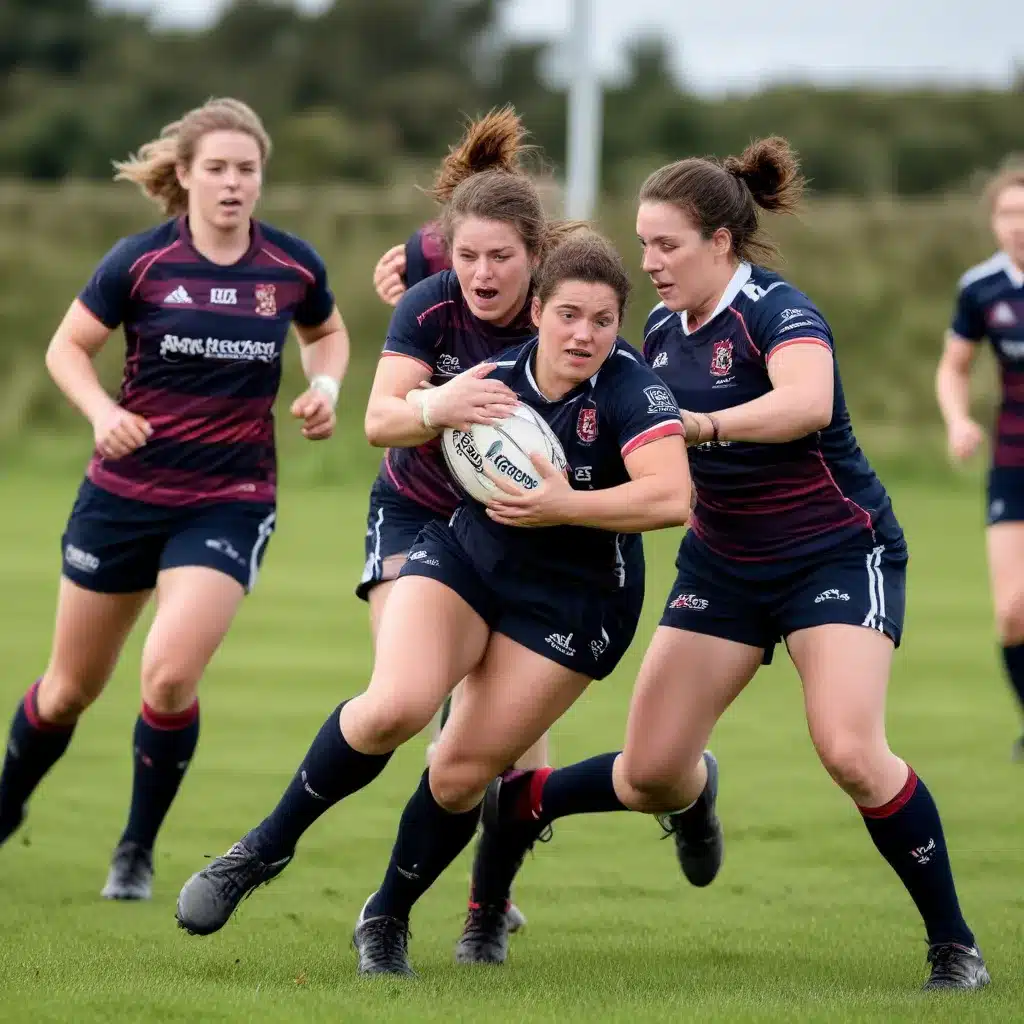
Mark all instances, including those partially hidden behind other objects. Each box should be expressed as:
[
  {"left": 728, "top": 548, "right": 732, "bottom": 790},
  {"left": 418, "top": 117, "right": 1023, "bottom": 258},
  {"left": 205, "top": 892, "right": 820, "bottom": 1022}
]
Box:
[{"left": 102, "top": 0, "right": 1022, "bottom": 94}]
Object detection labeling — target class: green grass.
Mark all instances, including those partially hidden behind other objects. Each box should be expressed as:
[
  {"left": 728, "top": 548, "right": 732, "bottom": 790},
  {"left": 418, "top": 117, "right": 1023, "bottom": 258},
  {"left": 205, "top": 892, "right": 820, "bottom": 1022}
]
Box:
[{"left": 0, "top": 465, "right": 1021, "bottom": 1023}]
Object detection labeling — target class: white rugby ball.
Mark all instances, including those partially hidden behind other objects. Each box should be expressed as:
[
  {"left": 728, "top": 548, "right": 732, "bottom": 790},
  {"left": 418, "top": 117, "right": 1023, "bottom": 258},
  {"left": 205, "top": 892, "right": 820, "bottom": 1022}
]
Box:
[{"left": 442, "top": 405, "right": 568, "bottom": 504}]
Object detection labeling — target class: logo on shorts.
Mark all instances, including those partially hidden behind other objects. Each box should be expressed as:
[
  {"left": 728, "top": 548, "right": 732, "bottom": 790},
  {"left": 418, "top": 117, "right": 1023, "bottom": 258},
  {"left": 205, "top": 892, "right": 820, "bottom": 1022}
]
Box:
[
  {"left": 652, "top": 351, "right": 668, "bottom": 369},
  {"left": 814, "top": 588, "right": 850, "bottom": 603},
  {"left": 205, "top": 537, "right": 245, "bottom": 566},
  {"left": 710, "top": 340, "right": 733, "bottom": 377},
  {"left": 590, "top": 628, "right": 610, "bottom": 659},
  {"left": 545, "top": 632, "right": 576, "bottom": 657},
  {"left": 669, "top": 593, "right": 708, "bottom": 611},
  {"left": 408, "top": 550, "right": 427, "bottom": 561},
  {"left": 574, "top": 466, "right": 592, "bottom": 483},
  {"left": 64, "top": 544, "right": 99, "bottom": 573},
  {"left": 577, "top": 406, "right": 598, "bottom": 443},
  {"left": 990, "top": 498, "right": 1006, "bottom": 521},
  {"left": 254, "top": 284, "right": 277, "bottom": 317}
]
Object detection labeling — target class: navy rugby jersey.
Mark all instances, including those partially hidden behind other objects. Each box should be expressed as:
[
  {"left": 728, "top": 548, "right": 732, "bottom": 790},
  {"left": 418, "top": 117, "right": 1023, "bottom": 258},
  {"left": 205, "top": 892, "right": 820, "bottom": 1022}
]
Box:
[
  {"left": 77, "top": 216, "right": 334, "bottom": 507},
  {"left": 951, "top": 251, "right": 1024, "bottom": 468},
  {"left": 643, "top": 263, "right": 896, "bottom": 562},
  {"left": 403, "top": 220, "right": 449, "bottom": 286},
  {"left": 450, "top": 338, "right": 684, "bottom": 590},
  {"left": 378, "top": 269, "right": 535, "bottom": 515}
]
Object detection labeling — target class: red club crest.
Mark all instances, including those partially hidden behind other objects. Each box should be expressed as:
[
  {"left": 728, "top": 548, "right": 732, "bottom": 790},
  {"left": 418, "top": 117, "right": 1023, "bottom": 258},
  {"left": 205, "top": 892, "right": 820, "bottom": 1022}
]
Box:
[
  {"left": 254, "top": 284, "right": 277, "bottom": 317},
  {"left": 710, "top": 339, "right": 733, "bottom": 377},
  {"left": 577, "top": 407, "right": 598, "bottom": 443}
]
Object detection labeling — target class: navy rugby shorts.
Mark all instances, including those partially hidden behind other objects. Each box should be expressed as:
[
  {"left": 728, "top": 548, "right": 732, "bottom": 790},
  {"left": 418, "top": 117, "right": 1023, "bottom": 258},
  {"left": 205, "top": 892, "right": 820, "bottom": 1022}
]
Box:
[
  {"left": 397, "top": 519, "right": 645, "bottom": 680},
  {"left": 357, "top": 477, "right": 441, "bottom": 601},
  {"left": 660, "top": 532, "right": 907, "bottom": 664},
  {"left": 61, "top": 478, "right": 276, "bottom": 594},
  {"left": 986, "top": 467, "right": 1024, "bottom": 525}
]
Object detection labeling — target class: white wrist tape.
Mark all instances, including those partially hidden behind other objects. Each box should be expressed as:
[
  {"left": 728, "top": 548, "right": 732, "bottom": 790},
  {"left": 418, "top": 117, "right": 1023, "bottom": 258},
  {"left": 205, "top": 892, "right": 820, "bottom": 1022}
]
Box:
[
  {"left": 309, "top": 375, "right": 340, "bottom": 409},
  {"left": 407, "top": 388, "right": 435, "bottom": 429}
]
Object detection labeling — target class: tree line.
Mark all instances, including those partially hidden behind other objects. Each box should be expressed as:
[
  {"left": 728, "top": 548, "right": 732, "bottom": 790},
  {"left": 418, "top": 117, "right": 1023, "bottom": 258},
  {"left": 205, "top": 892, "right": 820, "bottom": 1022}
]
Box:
[{"left": 1, "top": 0, "right": 1023, "bottom": 196}]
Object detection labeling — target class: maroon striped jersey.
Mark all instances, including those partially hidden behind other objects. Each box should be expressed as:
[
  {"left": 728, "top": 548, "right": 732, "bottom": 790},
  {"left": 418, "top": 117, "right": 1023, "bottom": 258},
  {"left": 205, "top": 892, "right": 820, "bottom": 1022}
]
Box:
[{"left": 77, "top": 216, "right": 335, "bottom": 507}]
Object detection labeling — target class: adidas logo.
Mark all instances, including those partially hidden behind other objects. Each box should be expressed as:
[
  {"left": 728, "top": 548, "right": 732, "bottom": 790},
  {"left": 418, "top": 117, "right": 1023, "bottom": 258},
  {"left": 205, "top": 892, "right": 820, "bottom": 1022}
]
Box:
[
  {"left": 163, "top": 285, "right": 193, "bottom": 304},
  {"left": 991, "top": 301, "right": 1016, "bottom": 327}
]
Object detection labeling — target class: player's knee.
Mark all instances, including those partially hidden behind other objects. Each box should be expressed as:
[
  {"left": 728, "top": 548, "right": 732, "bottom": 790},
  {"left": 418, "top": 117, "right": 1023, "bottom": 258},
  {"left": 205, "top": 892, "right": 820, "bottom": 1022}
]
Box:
[
  {"left": 427, "top": 756, "right": 490, "bottom": 814},
  {"left": 140, "top": 656, "right": 200, "bottom": 715},
  {"left": 343, "top": 691, "right": 435, "bottom": 754},
  {"left": 619, "top": 754, "right": 692, "bottom": 813},
  {"left": 994, "top": 592, "right": 1024, "bottom": 644},
  {"left": 37, "top": 672, "right": 98, "bottom": 724},
  {"left": 814, "top": 731, "right": 882, "bottom": 797}
]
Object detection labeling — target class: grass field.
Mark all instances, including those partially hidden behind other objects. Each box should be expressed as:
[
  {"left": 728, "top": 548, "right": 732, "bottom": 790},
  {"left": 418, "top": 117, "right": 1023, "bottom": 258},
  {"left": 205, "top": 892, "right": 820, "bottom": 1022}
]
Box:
[{"left": 0, "top": 464, "right": 1021, "bottom": 1023}]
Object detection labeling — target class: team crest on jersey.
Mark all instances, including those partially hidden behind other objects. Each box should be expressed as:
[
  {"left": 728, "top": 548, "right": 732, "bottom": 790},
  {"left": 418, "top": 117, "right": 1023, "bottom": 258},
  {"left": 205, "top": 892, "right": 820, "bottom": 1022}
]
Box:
[
  {"left": 577, "top": 406, "right": 598, "bottom": 443},
  {"left": 710, "top": 340, "right": 733, "bottom": 377},
  {"left": 254, "top": 284, "right": 277, "bottom": 317}
]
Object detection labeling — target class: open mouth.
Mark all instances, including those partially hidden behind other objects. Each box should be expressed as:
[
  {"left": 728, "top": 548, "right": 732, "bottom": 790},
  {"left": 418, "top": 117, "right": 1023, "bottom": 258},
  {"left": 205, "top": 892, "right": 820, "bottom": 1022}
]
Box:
[
  {"left": 219, "top": 198, "right": 243, "bottom": 210},
  {"left": 474, "top": 287, "right": 498, "bottom": 302},
  {"left": 566, "top": 347, "right": 591, "bottom": 360}
]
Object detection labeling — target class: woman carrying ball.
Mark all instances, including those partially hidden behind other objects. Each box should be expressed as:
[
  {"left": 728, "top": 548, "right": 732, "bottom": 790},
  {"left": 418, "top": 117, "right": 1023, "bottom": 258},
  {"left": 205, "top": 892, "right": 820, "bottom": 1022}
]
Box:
[
  {"left": 175, "top": 232, "right": 691, "bottom": 979},
  {"left": 459, "top": 138, "right": 989, "bottom": 993},
  {"left": 0, "top": 99, "right": 349, "bottom": 899},
  {"left": 936, "top": 162, "right": 1024, "bottom": 758}
]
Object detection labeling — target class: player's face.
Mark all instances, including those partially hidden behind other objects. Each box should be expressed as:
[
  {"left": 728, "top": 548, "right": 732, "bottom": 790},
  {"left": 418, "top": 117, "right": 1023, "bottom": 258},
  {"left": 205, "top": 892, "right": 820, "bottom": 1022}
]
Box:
[
  {"left": 451, "top": 217, "right": 533, "bottom": 325},
  {"left": 179, "top": 130, "right": 263, "bottom": 233},
  {"left": 636, "top": 201, "right": 732, "bottom": 314},
  {"left": 993, "top": 184, "right": 1024, "bottom": 267},
  {"left": 532, "top": 279, "right": 621, "bottom": 385}
]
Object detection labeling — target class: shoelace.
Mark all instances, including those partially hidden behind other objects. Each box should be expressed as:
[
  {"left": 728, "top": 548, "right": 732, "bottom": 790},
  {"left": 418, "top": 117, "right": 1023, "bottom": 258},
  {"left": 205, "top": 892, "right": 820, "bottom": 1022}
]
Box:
[
  {"left": 361, "top": 917, "right": 410, "bottom": 966},
  {"left": 928, "top": 944, "right": 975, "bottom": 981},
  {"left": 204, "top": 846, "right": 266, "bottom": 904}
]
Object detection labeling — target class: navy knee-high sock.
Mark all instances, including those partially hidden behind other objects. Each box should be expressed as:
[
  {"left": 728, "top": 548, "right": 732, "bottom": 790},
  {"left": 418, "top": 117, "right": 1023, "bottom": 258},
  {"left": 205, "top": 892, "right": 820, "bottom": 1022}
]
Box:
[
  {"left": 859, "top": 767, "right": 975, "bottom": 948},
  {"left": 245, "top": 702, "right": 393, "bottom": 862},
  {"left": 120, "top": 701, "right": 200, "bottom": 850},
  {"left": 470, "top": 753, "right": 627, "bottom": 907},
  {"left": 0, "top": 681, "right": 75, "bottom": 842},
  {"left": 369, "top": 770, "right": 482, "bottom": 922},
  {"left": 1000, "top": 642, "right": 1024, "bottom": 719}
]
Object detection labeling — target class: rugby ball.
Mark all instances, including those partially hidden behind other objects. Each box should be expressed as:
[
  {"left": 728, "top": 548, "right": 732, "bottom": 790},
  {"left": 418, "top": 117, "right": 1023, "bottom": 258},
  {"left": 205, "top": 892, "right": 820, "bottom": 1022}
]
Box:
[{"left": 441, "top": 405, "right": 568, "bottom": 504}]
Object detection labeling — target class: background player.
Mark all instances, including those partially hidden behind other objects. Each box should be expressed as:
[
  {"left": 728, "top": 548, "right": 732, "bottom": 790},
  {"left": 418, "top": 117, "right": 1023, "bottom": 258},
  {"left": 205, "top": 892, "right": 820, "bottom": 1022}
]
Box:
[
  {"left": 372, "top": 221, "right": 446, "bottom": 307},
  {"left": 174, "top": 233, "right": 691, "bottom": 978},
  {"left": 936, "top": 163, "right": 1024, "bottom": 758},
  {"left": 0, "top": 98, "right": 348, "bottom": 902},
  {"left": 460, "top": 138, "right": 989, "bottom": 993}
]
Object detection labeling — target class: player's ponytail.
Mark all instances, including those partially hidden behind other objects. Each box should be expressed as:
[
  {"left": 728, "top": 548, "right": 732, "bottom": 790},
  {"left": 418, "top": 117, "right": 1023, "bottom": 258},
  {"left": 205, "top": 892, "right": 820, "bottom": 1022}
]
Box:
[
  {"left": 429, "top": 106, "right": 562, "bottom": 260},
  {"left": 114, "top": 98, "right": 271, "bottom": 216},
  {"left": 427, "top": 106, "right": 532, "bottom": 203},
  {"left": 640, "top": 136, "right": 806, "bottom": 265}
]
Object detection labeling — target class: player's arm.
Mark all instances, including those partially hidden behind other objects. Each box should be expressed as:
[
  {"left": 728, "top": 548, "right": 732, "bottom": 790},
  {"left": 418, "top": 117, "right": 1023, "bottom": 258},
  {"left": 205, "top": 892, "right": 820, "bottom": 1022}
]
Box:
[
  {"left": 936, "top": 332, "right": 985, "bottom": 462},
  {"left": 686, "top": 341, "right": 834, "bottom": 445},
  {"left": 47, "top": 243, "right": 152, "bottom": 458},
  {"left": 289, "top": 309, "right": 350, "bottom": 441},
  {"left": 365, "top": 358, "right": 519, "bottom": 447},
  {"left": 486, "top": 434, "right": 690, "bottom": 531},
  {"left": 565, "top": 435, "right": 692, "bottom": 531}
]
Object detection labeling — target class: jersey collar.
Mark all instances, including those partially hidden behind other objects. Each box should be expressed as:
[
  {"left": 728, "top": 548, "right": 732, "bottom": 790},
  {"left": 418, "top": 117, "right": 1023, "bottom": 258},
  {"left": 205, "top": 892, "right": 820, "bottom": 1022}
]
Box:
[
  {"left": 678, "top": 262, "right": 752, "bottom": 336},
  {"left": 177, "top": 215, "right": 263, "bottom": 267},
  {"left": 999, "top": 252, "right": 1024, "bottom": 288}
]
